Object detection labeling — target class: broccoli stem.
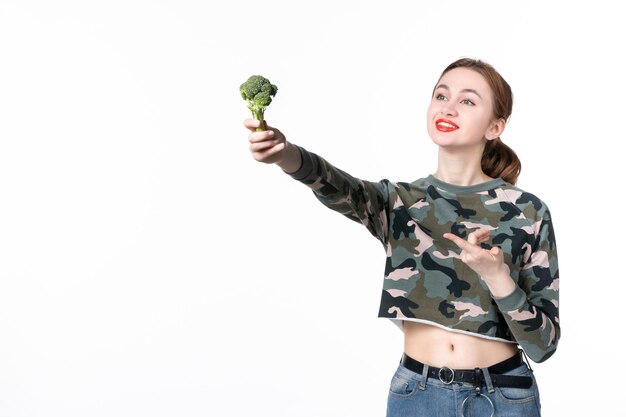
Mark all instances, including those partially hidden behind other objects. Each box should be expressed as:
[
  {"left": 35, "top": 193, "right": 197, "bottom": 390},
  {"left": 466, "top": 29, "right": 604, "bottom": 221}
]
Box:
[{"left": 253, "top": 109, "right": 266, "bottom": 132}]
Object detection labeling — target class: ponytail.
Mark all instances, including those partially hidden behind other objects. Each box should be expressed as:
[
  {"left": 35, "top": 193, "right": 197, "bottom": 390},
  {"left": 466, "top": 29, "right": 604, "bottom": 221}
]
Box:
[{"left": 481, "top": 138, "right": 521, "bottom": 185}]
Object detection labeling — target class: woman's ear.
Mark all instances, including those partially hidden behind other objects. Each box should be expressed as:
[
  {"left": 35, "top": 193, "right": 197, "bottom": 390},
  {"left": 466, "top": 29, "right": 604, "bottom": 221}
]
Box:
[{"left": 486, "top": 118, "right": 506, "bottom": 141}]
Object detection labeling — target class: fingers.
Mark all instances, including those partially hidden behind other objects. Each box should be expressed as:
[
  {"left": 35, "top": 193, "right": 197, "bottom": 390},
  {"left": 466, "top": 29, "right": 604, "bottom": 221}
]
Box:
[
  {"left": 250, "top": 141, "right": 286, "bottom": 162},
  {"left": 444, "top": 231, "right": 494, "bottom": 256},
  {"left": 243, "top": 118, "right": 261, "bottom": 131},
  {"left": 249, "top": 136, "right": 283, "bottom": 152},
  {"left": 244, "top": 118, "right": 276, "bottom": 132},
  {"left": 244, "top": 118, "right": 288, "bottom": 164},
  {"left": 467, "top": 228, "right": 490, "bottom": 245},
  {"left": 247, "top": 125, "right": 275, "bottom": 144},
  {"left": 246, "top": 120, "right": 282, "bottom": 142},
  {"left": 444, "top": 231, "right": 503, "bottom": 267},
  {"left": 443, "top": 233, "right": 475, "bottom": 252}
]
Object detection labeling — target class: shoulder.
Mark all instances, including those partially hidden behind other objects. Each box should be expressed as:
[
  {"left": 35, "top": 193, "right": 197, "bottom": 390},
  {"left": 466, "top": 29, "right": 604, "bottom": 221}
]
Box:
[
  {"left": 498, "top": 182, "right": 552, "bottom": 220},
  {"left": 371, "top": 177, "right": 431, "bottom": 191},
  {"left": 387, "top": 177, "right": 432, "bottom": 196}
]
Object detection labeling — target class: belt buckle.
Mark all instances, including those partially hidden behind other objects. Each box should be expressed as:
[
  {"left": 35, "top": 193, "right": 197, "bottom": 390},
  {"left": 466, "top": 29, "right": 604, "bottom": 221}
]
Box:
[{"left": 438, "top": 366, "right": 455, "bottom": 384}]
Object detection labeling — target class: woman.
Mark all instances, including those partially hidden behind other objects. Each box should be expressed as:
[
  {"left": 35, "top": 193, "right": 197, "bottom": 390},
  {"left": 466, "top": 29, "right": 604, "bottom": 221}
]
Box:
[{"left": 244, "top": 58, "right": 559, "bottom": 417}]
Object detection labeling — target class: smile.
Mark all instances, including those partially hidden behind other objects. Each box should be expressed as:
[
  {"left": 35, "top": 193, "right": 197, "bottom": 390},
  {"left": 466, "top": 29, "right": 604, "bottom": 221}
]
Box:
[{"left": 436, "top": 118, "right": 459, "bottom": 132}]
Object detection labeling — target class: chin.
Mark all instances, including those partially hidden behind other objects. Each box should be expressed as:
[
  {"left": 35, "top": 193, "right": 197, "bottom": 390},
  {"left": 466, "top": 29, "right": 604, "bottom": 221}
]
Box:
[{"left": 429, "top": 134, "right": 456, "bottom": 147}]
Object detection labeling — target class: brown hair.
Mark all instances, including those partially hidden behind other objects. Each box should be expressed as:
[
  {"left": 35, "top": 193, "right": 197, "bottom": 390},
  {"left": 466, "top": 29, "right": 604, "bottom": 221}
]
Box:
[{"left": 438, "top": 58, "right": 521, "bottom": 184}]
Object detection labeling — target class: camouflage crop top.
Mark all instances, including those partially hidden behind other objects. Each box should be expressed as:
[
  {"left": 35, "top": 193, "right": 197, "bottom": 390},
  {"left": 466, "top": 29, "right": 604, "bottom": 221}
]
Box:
[{"left": 287, "top": 145, "right": 560, "bottom": 363}]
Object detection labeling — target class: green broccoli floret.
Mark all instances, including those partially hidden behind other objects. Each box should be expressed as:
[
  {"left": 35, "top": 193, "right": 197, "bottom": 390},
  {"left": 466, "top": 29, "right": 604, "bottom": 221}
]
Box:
[{"left": 240, "top": 75, "right": 278, "bottom": 131}]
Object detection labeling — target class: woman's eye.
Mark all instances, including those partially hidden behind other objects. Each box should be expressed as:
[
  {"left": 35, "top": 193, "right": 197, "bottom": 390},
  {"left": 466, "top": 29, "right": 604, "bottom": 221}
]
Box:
[
  {"left": 436, "top": 94, "right": 447, "bottom": 101},
  {"left": 461, "top": 99, "right": 475, "bottom": 105}
]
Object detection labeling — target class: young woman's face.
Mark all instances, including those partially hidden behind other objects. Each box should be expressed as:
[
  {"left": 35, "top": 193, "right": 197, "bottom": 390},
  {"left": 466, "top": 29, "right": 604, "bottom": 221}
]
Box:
[{"left": 427, "top": 67, "right": 502, "bottom": 149}]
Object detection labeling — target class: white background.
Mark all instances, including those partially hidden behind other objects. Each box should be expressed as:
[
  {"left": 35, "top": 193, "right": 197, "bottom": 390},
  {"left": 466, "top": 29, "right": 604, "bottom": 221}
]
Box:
[{"left": 0, "top": 1, "right": 622, "bottom": 416}]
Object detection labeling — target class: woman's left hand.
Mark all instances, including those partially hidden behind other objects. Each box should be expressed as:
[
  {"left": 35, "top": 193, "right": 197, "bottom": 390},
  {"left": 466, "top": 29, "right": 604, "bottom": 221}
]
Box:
[{"left": 443, "top": 229, "right": 510, "bottom": 287}]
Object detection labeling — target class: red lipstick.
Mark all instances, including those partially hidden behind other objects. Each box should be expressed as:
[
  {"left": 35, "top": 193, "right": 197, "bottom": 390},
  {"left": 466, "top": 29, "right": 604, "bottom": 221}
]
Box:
[{"left": 435, "top": 118, "right": 459, "bottom": 132}]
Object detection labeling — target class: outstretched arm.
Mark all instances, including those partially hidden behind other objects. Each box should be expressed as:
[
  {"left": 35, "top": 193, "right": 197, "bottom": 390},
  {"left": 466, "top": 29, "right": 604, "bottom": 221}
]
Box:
[{"left": 244, "top": 117, "right": 390, "bottom": 245}]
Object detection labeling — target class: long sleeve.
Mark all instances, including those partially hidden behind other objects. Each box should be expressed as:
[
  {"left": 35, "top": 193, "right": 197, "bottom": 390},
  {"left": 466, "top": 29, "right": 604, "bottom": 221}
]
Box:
[
  {"left": 494, "top": 204, "right": 560, "bottom": 363},
  {"left": 286, "top": 145, "right": 390, "bottom": 246},
  {"left": 283, "top": 148, "right": 561, "bottom": 360}
]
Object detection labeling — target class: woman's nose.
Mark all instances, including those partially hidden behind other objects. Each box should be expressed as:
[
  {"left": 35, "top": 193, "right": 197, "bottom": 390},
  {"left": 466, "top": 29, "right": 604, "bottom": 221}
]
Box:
[{"left": 440, "top": 101, "right": 458, "bottom": 117}]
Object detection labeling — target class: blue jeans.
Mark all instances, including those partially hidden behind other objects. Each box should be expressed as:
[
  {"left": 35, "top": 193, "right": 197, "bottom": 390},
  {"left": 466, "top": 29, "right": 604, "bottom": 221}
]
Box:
[{"left": 386, "top": 360, "right": 541, "bottom": 417}]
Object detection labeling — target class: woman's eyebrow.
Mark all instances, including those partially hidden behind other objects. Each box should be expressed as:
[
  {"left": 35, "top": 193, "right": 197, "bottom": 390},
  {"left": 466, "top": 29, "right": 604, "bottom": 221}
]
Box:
[{"left": 435, "top": 84, "right": 483, "bottom": 99}]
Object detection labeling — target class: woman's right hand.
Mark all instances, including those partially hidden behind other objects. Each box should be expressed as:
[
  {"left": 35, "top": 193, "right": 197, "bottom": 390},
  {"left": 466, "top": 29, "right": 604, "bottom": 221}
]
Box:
[
  {"left": 244, "top": 118, "right": 302, "bottom": 173},
  {"left": 244, "top": 118, "right": 288, "bottom": 165}
]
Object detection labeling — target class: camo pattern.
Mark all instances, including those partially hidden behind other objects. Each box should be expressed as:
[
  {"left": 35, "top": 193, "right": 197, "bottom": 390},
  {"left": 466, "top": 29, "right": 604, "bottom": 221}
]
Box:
[{"left": 288, "top": 146, "right": 560, "bottom": 363}]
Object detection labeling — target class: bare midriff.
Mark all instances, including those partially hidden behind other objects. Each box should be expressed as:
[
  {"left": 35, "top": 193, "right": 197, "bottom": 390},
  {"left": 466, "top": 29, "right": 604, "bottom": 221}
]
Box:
[{"left": 403, "top": 321, "right": 519, "bottom": 369}]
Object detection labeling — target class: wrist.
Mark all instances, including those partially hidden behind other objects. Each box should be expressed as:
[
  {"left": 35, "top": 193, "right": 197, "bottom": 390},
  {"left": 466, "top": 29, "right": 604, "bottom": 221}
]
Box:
[
  {"left": 277, "top": 142, "right": 302, "bottom": 174},
  {"left": 483, "top": 269, "right": 516, "bottom": 299}
]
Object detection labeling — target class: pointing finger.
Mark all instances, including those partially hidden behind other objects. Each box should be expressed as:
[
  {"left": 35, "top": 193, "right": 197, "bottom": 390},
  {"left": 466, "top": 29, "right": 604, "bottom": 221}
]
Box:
[{"left": 443, "top": 233, "right": 477, "bottom": 253}]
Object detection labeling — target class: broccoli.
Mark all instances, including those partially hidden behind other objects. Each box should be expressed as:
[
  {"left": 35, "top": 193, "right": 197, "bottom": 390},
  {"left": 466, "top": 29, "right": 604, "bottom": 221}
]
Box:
[{"left": 240, "top": 75, "right": 278, "bottom": 131}]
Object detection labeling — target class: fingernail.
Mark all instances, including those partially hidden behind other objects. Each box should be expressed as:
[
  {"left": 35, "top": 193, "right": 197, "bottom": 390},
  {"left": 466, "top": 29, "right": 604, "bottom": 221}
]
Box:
[{"left": 267, "top": 130, "right": 274, "bottom": 137}]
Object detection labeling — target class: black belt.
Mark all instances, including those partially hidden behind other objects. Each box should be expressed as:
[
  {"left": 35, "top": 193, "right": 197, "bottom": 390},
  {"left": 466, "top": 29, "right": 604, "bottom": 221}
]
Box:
[{"left": 400, "top": 351, "right": 533, "bottom": 389}]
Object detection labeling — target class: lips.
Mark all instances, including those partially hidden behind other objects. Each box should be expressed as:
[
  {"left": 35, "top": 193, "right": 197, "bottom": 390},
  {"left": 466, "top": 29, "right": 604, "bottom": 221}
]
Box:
[{"left": 435, "top": 118, "right": 459, "bottom": 132}]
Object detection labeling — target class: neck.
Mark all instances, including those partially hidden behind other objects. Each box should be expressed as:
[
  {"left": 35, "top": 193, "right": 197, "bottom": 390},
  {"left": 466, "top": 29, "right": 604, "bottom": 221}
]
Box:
[{"left": 433, "top": 145, "right": 492, "bottom": 186}]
